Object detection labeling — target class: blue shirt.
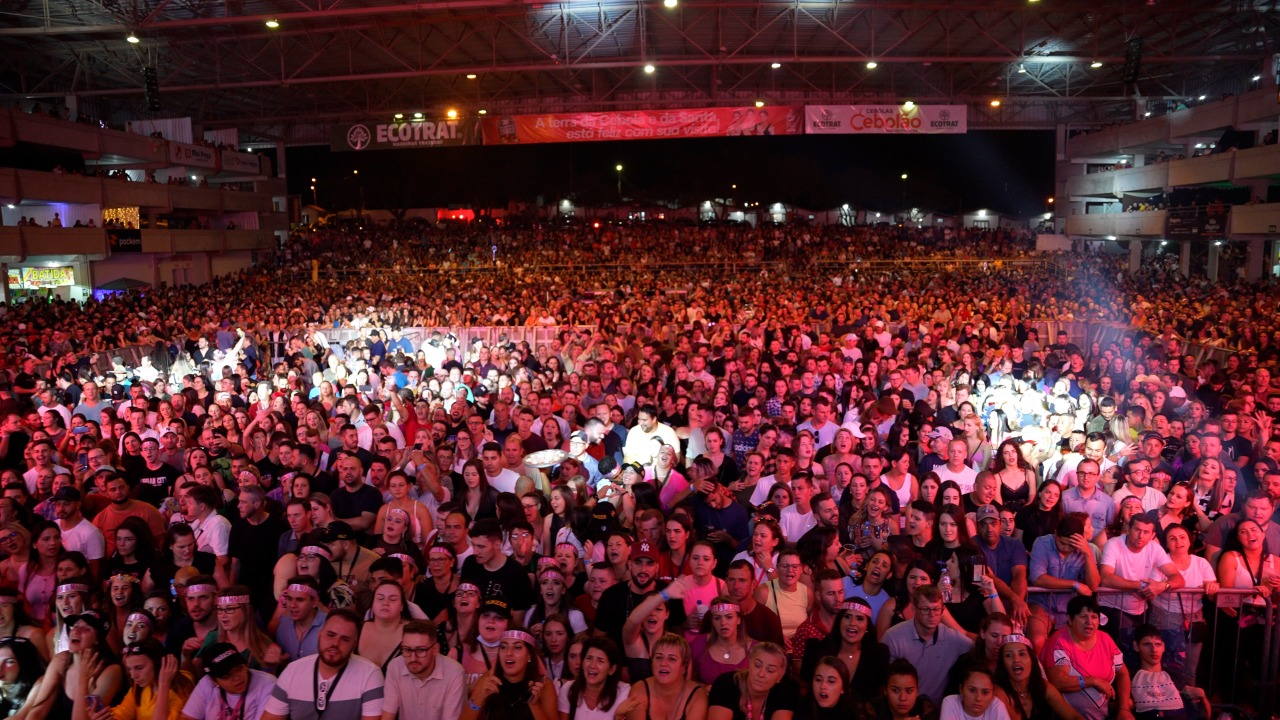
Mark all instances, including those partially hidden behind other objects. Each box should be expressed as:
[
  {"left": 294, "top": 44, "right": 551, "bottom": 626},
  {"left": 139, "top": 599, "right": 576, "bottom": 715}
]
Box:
[
  {"left": 978, "top": 535, "right": 1027, "bottom": 587},
  {"left": 1060, "top": 487, "right": 1115, "bottom": 533},
  {"left": 1029, "top": 535, "right": 1088, "bottom": 617},
  {"left": 276, "top": 609, "right": 326, "bottom": 661}
]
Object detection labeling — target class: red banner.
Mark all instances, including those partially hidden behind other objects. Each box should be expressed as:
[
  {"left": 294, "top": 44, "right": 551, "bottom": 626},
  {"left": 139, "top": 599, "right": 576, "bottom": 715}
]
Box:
[{"left": 480, "top": 106, "right": 803, "bottom": 144}]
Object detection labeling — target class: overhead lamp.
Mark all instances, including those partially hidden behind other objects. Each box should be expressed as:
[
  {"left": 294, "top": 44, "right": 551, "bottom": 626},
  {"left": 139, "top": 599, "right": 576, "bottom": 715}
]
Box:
[
  {"left": 1252, "top": 75, "right": 1262, "bottom": 81},
  {"left": 1090, "top": 60, "right": 1103, "bottom": 68},
  {"left": 311, "top": 177, "right": 316, "bottom": 183},
  {"left": 394, "top": 113, "right": 404, "bottom": 120},
  {"left": 1017, "top": 64, "right": 1027, "bottom": 73},
  {"left": 664, "top": 0, "right": 677, "bottom": 7},
  {"left": 1144, "top": 111, "right": 1151, "bottom": 117},
  {"left": 126, "top": 32, "right": 140, "bottom": 43},
  {"left": 466, "top": 74, "right": 477, "bottom": 79},
  {"left": 990, "top": 99, "right": 1002, "bottom": 107},
  {"left": 643, "top": 64, "right": 655, "bottom": 74},
  {"left": 771, "top": 62, "right": 781, "bottom": 69},
  {"left": 446, "top": 109, "right": 458, "bottom": 119},
  {"left": 755, "top": 100, "right": 765, "bottom": 108},
  {"left": 265, "top": 18, "right": 280, "bottom": 28},
  {"left": 478, "top": 109, "right": 488, "bottom": 115},
  {"left": 865, "top": 60, "right": 878, "bottom": 69},
  {"left": 413, "top": 112, "right": 424, "bottom": 119},
  {"left": 1197, "top": 95, "right": 1206, "bottom": 100},
  {"left": 902, "top": 100, "right": 915, "bottom": 110},
  {"left": 900, "top": 173, "right": 908, "bottom": 180}
]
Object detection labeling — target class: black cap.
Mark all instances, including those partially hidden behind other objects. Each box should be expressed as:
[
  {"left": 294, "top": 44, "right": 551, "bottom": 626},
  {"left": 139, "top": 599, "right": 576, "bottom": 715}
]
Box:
[
  {"left": 200, "top": 642, "right": 248, "bottom": 678},
  {"left": 479, "top": 596, "right": 511, "bottom": 618},
  {"left": 51, "top": 487, "right": 82, "bottom": 502},
  {"left": 325, "top": 521, "right": 356, "bottom": 543}
]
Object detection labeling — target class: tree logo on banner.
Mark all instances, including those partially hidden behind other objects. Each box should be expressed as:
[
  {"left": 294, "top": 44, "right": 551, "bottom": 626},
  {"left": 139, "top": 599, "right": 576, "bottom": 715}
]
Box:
[
  {"left": 939, "top": 109, "right": 951, "bottom": 121},
  {"left": 346, "top": 124, "right": 372, "bottom": 151}
]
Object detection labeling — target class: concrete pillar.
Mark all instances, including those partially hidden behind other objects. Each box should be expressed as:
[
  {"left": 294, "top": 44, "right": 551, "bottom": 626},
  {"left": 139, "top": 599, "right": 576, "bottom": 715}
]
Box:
[
  {"left": 275, "top": 141, "right": 287, "bottom": 179},
  {"left": 1129, "top": 238, "right": 1143, "bottom": 273},
  {"left": 1179, "top": 239, "right": 1192, "bottom": 277},
  {"left": 1207, "top": 242, "right": 1221, "bottom": 282},
  {"left": 0, "top": 262, "right": 8, "bottom": 304},
  {"left": 1245, "top": 237, "right": 1267, "bottom": 282}
]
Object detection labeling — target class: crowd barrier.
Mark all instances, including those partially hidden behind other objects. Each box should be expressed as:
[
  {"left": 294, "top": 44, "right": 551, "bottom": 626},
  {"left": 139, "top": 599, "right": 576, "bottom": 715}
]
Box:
[{"left": 1026, "top": 587, "right": 1278, "bottom": 716}]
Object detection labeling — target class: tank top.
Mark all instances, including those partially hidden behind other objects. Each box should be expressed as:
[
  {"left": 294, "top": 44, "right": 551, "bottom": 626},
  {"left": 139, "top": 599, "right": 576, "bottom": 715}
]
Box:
[
  {"left": 763, "top": 580, "right": 810, "bottom": 649},
  {"left": 881, "top": 473, "right": 914, "bottom": 509},
  {"left": 680, "top": 577, "right": 725, "bottom": 621}
]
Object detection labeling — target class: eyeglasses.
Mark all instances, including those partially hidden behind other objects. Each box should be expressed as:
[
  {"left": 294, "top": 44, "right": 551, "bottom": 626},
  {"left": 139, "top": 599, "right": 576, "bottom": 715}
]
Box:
[
  {"left": 399, "top": 644, "right": 437, "bottom": 657},
  {"left": 915, "top": 605, "right": 944, "bottom": 615},
  {"left": 215, "top": 606, "right": 243, "bottom": 614}
]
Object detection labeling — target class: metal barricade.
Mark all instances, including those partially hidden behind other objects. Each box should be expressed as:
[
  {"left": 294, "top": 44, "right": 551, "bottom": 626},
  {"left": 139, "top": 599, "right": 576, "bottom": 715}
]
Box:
[{"left": 1025, "top": 587, "right": 1277, "bottom": 717}]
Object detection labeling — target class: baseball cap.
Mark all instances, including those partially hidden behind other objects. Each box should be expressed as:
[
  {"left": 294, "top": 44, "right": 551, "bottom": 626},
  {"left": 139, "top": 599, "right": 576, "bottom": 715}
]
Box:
[
  {"left": 840, "top": 422, "right": 867, "bottom": 439},
  {"left": 1140, "top": 431, "right": 1165, "bottom": 444},
  {"left": 325, "top": 521, "right": 356, "bottom": 543},
  {"left": 51, "top": 487, "right": 81, "bottom": 503},
  {"left": 630, "top": 541, "right": 660, "bottom": 564},
  {"left": 1168, "top": 385, "right": 1187, "bottom": 399},
  {"left": 974, "top": 504, "right": 1000, "bottom": 524},
  {"left": 926, "top": 427, "right": 954, "bottom": 442},
  {"left": 67, "top": 610, "right": 109, "bottom": 636},
  {"left": 200, "top": 642, "right": 248, "bottom": 678},
  {"left": 479, "top": 597, "right": 512, "bottom": 618}
]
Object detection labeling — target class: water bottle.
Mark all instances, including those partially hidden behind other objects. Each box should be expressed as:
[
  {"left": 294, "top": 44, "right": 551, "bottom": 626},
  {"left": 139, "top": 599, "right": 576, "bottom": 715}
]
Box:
[
  {"left": 693, "top": 600, "right": 705, "bottom": 633},
  {"left": 940, "top": 567, "right": 954, "bottom": 603}
]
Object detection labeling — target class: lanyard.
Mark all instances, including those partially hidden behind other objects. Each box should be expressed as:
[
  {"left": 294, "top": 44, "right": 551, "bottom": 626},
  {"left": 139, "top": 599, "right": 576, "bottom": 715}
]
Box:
[
  {"left": 313, "top": 660, "right": 349, "bottom": 718},
  {"left": 219, "top": 687, "right": 246, "bottom": 720}
]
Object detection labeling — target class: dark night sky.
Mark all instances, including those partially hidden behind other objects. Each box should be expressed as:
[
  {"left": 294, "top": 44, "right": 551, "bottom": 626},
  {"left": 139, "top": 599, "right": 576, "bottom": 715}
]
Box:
[{"left": 287, "top": 129, "right": 1054, "bottom": 218}]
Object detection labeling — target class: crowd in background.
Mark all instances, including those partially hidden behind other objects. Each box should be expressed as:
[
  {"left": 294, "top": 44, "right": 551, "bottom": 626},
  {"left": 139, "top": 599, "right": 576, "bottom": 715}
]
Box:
[{"left": 0, "top": 224, "right": 1277, "bottom": 720}]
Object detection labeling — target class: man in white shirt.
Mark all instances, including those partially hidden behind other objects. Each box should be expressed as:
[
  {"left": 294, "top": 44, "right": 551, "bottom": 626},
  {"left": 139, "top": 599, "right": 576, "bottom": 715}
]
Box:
[
  {"left": 480, "top": 442, "right": 521, "bottom": 494},
  {"left": 1110, "top": 459, "right": 1166, "bottom": 513},
  {"left": 778, "top": 473, "right": 817, "bottom": 542},
  {"left": 381, "top": 620, "right": 465, "bottom": 720},
  {"left": 52, "top": 487, "right": 105, "bottom": 570},
  {"left": 750, "top": 449, "right": 796, "bottom": 506},
  {"left": 796, "top": 399, "right": 838, "bottom": 449},
  {"left": 1099, "top": 514, "right": 1183, "bottom": 637},
  {"left": 1055, "top": 431, "right": 1118, "bottom": 490},
  {"left": 935, "top": 439, "right": 978, "bottom": 494},
  {"left": 185, "top": 484, "right": 232, "bottom": 587},
  {"left": 622, "top": 404, "right": 680, "bottom": 467},
  {"left": 181, "top": 642, "right": 277, "bottom": 720}
]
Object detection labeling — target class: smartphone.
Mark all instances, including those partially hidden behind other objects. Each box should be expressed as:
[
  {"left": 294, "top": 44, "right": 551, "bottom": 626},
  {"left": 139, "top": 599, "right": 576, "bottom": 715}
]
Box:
[
  {"left": 72, "top": 426, "right": 90, "bottom": 434},
  {"left": 413, "top": 443, "right": 423, "bottom": 451},
  {"left": 86, "top": 696, "right": 104, "bottom": 714},
  {"left": 77, "top": 452, "right": 88, "bottom": 469},
  {"left": 972, "top": 564, "right": 986, "bottom": 583}
]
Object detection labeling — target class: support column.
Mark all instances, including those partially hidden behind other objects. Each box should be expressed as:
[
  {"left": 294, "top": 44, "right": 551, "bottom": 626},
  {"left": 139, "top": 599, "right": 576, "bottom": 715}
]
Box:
[
  {"left": 1128, "top": 238, "right": 1143, "bottom": 273},
  {"left": 0, "top": 262, "right": 8, "bottom": 305},
  {"left": 275, "top": 141, "right": 287, "bottom": 179},
  {"left": 1179, "top": 239, "right": 1191, "bottom": 277},
  {"left": 1245, "top": 237, "right": 1267, "bottom": 282},
  {"left": 1207, "top": 242, "right": 1221, "bottom": 282}
]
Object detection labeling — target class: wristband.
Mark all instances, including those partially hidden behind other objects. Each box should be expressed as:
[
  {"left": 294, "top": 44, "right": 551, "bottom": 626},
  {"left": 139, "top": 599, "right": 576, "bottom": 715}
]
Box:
[
  {"left": 470, "top": 702, "right": 482, "bottom": 711},
  {"left": 1078, "top": 677, "right": 1086, "bottom": 691},
  {"left": 1073, "top": 582, "right": 1080, "bottom": 594},
  {"left": 659, "top": 589, "right": 670, "bottom": 602},
  {"left": 986, "top": 593, "right": 998, "bottom": 600}
]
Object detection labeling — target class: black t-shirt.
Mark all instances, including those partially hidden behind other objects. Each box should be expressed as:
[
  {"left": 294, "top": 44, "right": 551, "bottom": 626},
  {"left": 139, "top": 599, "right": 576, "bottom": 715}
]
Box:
[
  {"left": 126, "top": 462, "right": 182, "bottom": 505},
  {"left": 329, "top": 483, "right": 383, "bottom": 524},
  {"left": 707, "top": 672, "right": 798, "bottom": 720},
  {"left": 594, "top": 580, "right": 688, "bottom": 648},
  {"left": 459, "top": 555, "right": 536, "bottom": 611},
  {"left": 0, "top": 430, "right": 29, "bottom": 473},
  {"left": 413, "top": 579, "right": 456, "bottom": 622},
  {"left": 230, "top": 514, "right": 287, "bottom": 612}
]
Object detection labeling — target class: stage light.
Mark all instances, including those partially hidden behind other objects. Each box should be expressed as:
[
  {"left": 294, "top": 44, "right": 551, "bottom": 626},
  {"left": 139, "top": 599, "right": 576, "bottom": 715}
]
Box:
[
  {"left": 644, "top": 64, "right": 655, "bottom": 74},
  {"left": 394, "top": 113, "right": 403, "bottom": 120},
  {"left": 755, "top": 100, "right": 765, "bottom": 108},
  {"left": 771, "top": 62, "right": 781, "bottom": 69},
  {"left": 990, "top": 99, "right": 1001, "bottom": 107},
  {"left": 1144, "top": 111, "right": 1151, "bottom": 117},
  {"left": 865, "top": 61, "right": 878, "bottom": 69},
  {"left": 664, "top": 0, "right": 677, "bottom": 7},
  {"left": 900, "top": 173, "right": 908, "bottom": 180},
  {"left": 902, "top": 101, "right": 915, "bottom": 110},
  {"left": 1252, "top": 75, "right": 1262, "bottom": 81},
  {"left": 1017, "top": 64, "right": 1026, "bottom": 73},
  {"left": 265, "top": 18, "right": 279, "bottom": 28},
  {"left": 126, "top": 32, "right": 140, "bottom": 43},
  {"left": 446, "top": 109, "right": 458, "bottom": 119},
  {"left": 1090, "top": 60, "right": 1103, "bottom": 68},
  {"left": 1197, "top": 95, "right": 1206, "bottom": 100},
  {"left": 413, "top": 112, "right": 424, "bottom": 119},
  {"left": 478, "top": 109, "right": 487, "bottom": 115},
  {"left": 466, "top": 74, "right": 477, "bottom": 79}
]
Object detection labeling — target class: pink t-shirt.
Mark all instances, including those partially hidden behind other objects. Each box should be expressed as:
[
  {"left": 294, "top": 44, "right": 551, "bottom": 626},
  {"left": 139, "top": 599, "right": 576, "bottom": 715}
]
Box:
[{"left": 644, "top": 469, "right": 689, "bottom": 512}]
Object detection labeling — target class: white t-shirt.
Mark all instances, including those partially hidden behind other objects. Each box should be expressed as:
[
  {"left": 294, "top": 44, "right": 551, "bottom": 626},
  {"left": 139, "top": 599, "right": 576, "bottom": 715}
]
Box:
[
  {"left": 59, "top": 518, "right": 105, "bottom": 560},
  {"left": 750, "top": 475, "right": 789, "bottom": 506},
  {"left": 778, "top": 506, "right": 816, "bottom": 544},
  {"left": 935, "top": 464, "right": 978, "bottom": 494},
  {"left": 191, "top": 513, "right": 232, "bottom": 557},
  {"left": 557, "top": 675, "right": 630, "bottom": 720},
  {"left": 940, "top": 694, "right": 1012, "bottom": 720},
  {"left": 1151, "top": 554, "right": 1216, "bottom": 615},
  {"left": 486, "top": 468, "right": 522, "bottom": 494},
  {"left": 1112, "top": 485, "right": 1167, "bottom": 513},
  {"left": 1100, "top": 536, "right": 1174, "bottom": 615}
]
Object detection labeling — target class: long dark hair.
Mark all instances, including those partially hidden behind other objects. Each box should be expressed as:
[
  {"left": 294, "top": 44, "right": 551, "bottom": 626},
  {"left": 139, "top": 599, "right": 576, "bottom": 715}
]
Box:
[
  {"left": 567, "top": 637, "right": 623, "bottom": 718},
  {"left": 113, "top": 516, "right": 158, "bottom": 567},
  {"left": 993, "top": 643, "right": 1050, "bottom": 720}
]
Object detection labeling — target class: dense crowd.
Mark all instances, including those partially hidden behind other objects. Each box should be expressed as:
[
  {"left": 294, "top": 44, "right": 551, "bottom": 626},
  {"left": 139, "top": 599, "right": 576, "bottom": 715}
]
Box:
[{"left": 0, "top": 224, "right": 1278, "bottom": 720}]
